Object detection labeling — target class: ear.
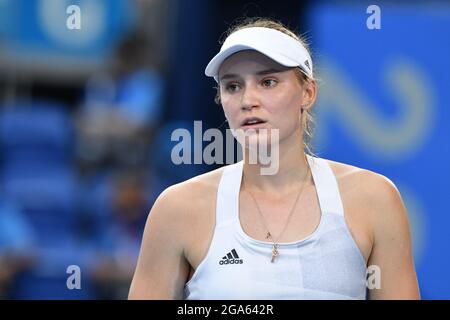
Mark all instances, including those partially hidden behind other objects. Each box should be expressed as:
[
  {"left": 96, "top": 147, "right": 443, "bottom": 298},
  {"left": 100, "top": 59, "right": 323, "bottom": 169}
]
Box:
[{"left": 301, "top": 79, "right": 317, "bottom": 111}]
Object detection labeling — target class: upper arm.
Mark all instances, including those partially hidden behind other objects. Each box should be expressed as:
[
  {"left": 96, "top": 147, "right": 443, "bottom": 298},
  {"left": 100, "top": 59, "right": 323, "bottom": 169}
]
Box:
[
  {"left": 365, "top": 173, "right": 420, "bottom": 299},
  {"left": 128, "top": 186, "right": 191, "bottom": 299}
]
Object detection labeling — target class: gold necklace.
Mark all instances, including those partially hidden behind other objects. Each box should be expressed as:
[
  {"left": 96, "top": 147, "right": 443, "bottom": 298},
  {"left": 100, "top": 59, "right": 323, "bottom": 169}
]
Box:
[{"left": 245, "top": 164, "right": 311, "bottom": 263}]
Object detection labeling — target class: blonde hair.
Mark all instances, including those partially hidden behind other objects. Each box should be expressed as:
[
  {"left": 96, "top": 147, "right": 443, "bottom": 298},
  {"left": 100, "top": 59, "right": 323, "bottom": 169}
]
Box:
[{"left": 214, "top": 17, "right": 316, "bottom": 156}]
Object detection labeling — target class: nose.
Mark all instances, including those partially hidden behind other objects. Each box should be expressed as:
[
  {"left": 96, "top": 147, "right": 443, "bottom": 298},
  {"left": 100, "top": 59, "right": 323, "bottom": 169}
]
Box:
[{"left": 240, "top": 83, "right": 260, "bottom": 111}]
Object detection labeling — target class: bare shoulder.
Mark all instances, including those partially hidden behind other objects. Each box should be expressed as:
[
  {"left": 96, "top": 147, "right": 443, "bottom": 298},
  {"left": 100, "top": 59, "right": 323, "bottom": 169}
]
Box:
[
  {"left": 159, "top": 166, "right": 225, "bottom": 210},
  {"left": 325, "top": 158, "right": 407, "bottom": 228},
  {"left": 151, "top": 165, "right": 226, "bottom": 229},
  {"left": 129, "top": 166, "right": 227, "bottom": 299},
  {"left": 321, "top": 159, "right": 418, "bottom": 299}
]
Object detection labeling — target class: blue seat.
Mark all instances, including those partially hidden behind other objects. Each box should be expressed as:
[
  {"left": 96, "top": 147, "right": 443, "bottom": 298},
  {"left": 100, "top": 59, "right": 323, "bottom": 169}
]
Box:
[
  {"left": 76, "top": 169, "right": 116, "bottom": 246},
  {"left": 0, "top": 101, "right": 78, "bottom": 245},
  {"left": 2, "top": 169, "right": 78, "bottom": 247},
  {"left": 9, "top": 244, "right": 96, "bottom": 300},
  {"left": 0, "top": 101, "right": 74, "bottom": 167}
]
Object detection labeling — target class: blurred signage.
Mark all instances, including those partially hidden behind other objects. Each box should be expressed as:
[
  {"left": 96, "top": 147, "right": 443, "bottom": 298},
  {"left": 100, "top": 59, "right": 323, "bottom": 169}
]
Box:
[
  {"left": 0, "top": 0, "right": 136, "bottom": 78},
  {"left": 309, "top": 3, "right": 450, "bottom": 298}
]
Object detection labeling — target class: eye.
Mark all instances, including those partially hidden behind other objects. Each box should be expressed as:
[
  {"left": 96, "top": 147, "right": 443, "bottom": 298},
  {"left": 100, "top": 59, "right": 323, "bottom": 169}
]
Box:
[
  {"left": 225, "top": 82, "right": 241, "bottom": 92},
  {"left": 261, "top": 79, "right": 277, "bottom": 88}
]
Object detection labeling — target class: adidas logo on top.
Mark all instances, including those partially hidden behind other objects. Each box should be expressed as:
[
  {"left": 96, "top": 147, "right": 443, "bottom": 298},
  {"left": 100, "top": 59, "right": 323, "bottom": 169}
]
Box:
[{"left": 219, "top": 249, "right": 243, "bottom": 265}]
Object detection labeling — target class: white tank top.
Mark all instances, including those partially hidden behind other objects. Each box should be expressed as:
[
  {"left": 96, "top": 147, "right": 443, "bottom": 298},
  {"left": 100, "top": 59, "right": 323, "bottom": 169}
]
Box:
[{"left": 184, "top": 155, "right": 367, "bottom": 300}]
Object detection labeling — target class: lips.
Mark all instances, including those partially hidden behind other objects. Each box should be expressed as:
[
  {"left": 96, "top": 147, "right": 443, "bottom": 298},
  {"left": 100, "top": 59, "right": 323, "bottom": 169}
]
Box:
[{"left": 241, "top": 117, "right": 267, "bottom": 128}]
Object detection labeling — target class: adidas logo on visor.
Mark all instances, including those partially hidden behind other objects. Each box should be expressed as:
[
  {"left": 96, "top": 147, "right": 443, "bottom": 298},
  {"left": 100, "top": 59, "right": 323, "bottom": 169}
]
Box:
[{"left": 304, "top": 60, "right": 311, "bottom": 70}]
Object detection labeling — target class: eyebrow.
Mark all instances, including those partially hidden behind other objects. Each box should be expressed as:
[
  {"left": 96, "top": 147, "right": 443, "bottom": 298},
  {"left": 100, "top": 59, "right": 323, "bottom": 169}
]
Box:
[{"left": 219, "top": 68, "right": 284, "bottom": 81}]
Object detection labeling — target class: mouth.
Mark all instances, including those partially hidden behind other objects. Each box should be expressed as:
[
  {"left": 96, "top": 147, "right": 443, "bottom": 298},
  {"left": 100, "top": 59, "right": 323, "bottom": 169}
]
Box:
[{"left": 241, "top": 117, "right": 267, "bottom": 129}]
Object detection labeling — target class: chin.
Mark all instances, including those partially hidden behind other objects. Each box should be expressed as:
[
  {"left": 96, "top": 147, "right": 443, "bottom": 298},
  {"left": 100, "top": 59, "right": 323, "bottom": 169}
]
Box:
[{"left": 234, "top": 128, "right": 279, "bottom": 151}]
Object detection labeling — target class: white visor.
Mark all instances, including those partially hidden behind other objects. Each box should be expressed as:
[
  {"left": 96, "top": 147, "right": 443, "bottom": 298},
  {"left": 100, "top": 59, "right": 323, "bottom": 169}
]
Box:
[{"left": 205, "top": 27, "right": 313, "bottom": 82}]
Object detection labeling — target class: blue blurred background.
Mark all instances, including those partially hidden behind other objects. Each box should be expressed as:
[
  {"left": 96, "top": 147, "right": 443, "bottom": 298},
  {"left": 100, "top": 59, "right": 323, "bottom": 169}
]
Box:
[{"left": 0, "top": 0, "right": 448, "bottom": 299}]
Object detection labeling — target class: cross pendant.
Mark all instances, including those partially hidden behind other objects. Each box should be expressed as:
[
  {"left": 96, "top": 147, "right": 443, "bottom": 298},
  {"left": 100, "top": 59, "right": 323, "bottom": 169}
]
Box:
[{"left": 271, "top": 244, "right": 279, "bottom": 263}]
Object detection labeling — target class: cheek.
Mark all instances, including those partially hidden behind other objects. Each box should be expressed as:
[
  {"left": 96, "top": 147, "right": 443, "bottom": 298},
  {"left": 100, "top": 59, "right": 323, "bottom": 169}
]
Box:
[
  {"left": 265, "top": 93, "right": 300, "bottom": 118},
  {"left": 284, "top": 89, "right": 303, "bottom": 114},
  {"left": 265, "top": 94, "right": 302, "bottom": 130},
  {"left": 221, "top": 101, "right": 240, "bottom": 127},
  {"left": 222, "top": 108, "right": 232, "bottom": 123}
]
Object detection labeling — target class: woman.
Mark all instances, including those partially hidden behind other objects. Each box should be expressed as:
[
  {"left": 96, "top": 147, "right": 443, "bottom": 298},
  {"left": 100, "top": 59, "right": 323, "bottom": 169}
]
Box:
[{"left": 128, "top": 18, "right": 420, "bottom": 299}]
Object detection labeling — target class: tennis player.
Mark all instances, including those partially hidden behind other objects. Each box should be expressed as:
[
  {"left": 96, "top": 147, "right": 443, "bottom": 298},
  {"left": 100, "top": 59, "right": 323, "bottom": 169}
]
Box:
[{"left": 128, "top": 18, "right": 420, "bottom": 300}]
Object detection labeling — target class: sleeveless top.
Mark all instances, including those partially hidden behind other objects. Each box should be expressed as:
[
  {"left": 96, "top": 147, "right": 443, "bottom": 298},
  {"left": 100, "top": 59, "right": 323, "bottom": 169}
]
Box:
[{"left": 184, "top": 155, "right": 367, "bottom": 299}]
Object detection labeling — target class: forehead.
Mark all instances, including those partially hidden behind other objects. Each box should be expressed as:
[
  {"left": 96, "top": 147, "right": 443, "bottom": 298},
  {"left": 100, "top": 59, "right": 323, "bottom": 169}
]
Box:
[{"left": 218, "top": 50, "right": 289, "bottom": 78}]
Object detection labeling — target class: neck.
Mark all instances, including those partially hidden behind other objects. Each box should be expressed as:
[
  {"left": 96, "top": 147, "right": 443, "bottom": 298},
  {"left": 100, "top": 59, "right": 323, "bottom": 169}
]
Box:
[{"left": 241, "top": 130, "right": 312, "bottom": 194}]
